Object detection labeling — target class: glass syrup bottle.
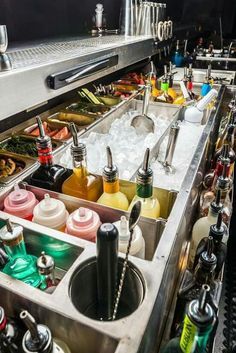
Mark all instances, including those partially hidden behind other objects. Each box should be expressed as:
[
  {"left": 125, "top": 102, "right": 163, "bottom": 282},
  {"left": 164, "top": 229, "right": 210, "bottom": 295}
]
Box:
[
  {"left": 20, "top": 310, "right": 71, "bottom": 353},
  {"left": 128, "top": 148, "right": 160, "bottom": 219},
  {"left": 29, "top": 117, "right": 69, "bottom": 192},
  {"left": 62, "top": 123, "right": 102, "bottom": 201},
  {"left": 213, "top": 125, "right": 235, "bottom": 175},
  {"left": 194, "top": 212, "right": 227, "bottom": 278},
  {"left": 188, "top": 189, "right": 222, "bottom": 269},
  {"left": 162, "top": 285, "right": 215, "bottom": 353},
  {"left": 172, "top": 237, "right": 218, "bottom": 337},
  {"left": 97, "top": 146, "right": 129, "bottom": 211},
  {"left": 0, "top": 219, "right": 45, "bottom": 289}
]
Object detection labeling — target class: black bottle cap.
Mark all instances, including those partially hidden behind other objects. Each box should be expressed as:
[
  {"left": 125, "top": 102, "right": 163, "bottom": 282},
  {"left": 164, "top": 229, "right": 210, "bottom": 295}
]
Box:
[
  {"left": 187, "top": 284, "right": 215, "bottom": 328},
  {"left": 209, "top": 212, "right": 225, "bottom": 241},
  {"left": 199, "top": 236, "right": 217, "bottom": 271}
]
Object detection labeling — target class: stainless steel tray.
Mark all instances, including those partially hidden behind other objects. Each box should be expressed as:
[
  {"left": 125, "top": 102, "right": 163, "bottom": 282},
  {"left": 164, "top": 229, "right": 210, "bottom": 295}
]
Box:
[
  {"left": 0, "top": 150, "right": 36, "bottom": 186},
  {"left": 169, "top": 68, "right": 235, "bottom": 84}
]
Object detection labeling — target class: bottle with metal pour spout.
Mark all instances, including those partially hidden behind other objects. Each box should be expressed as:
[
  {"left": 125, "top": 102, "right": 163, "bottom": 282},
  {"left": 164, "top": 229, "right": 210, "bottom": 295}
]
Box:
[
  {"left": 97, "top": 146, "right": 129, "bottom": 210},
  {"left": 129, "top": 148, "right": 160, "bottom": 218},
  {"left": 62, "top": 123, "right": 102, "bottom": 201},
  {"left": 29, "top": 117, "right": 68, "bottom": 192},
  {"left": 20, "top": 310, "right": 71, "bottom": 353}
]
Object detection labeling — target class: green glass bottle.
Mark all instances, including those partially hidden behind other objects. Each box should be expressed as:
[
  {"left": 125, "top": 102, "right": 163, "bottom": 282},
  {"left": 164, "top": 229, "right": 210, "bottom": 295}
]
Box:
[
  {"left": 161, "top": 285, "right": 215, "bottom": 353},
  {"left": 0, "top": 219, "right": 45, "bottom": 289}
]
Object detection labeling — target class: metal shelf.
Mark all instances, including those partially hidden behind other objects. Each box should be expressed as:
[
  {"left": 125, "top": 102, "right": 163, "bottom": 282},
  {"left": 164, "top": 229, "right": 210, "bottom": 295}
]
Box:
[{"left": 0, "top": 35, "right": 157, "bottom": 122}]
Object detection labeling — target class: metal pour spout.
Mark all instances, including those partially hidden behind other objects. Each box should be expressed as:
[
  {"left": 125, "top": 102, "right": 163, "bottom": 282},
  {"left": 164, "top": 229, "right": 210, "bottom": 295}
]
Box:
[
  {"left": 70, "top": 123, "right": 79, "bottom": 147},
  {"left": 142, "top": 148, "right": 150, "bottom": 172},
  {"left": 198, "top": 284, "right": 210, "bottom": 314},
  {"left": 20, "top": 311, "right": 41, "bottom": 343},
  {"left": 107, "top": 146, "right": 113, "bottom": 170},
  {"left": 6, "top": 219, "right": 13, "bottom": 233},
  {"left": 36, "top": 116, "right": 45, "bottom": 139}
]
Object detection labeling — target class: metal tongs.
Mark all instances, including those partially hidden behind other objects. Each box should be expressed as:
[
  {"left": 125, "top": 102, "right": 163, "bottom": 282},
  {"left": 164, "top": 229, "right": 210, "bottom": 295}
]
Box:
[{"left": 131, "top": 82, "right": 155, "bottom": 134}]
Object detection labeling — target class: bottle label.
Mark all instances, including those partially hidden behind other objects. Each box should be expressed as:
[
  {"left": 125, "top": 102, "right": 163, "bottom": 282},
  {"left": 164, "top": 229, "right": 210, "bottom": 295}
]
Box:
[{"left": 180, "top": 315, "right": 212, "bottom": 353}]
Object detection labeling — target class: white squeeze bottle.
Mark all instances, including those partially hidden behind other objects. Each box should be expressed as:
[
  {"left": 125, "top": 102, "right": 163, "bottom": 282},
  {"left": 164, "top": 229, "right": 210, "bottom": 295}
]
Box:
[
  {"left": 188, "top": 189, "right": 223, "bottom": 269},
  {"left": 185, "top": 88, "right": 218, "bottom": 123},
  {"left": 113, "top": 216, "right": 145, "bottom": 259}
]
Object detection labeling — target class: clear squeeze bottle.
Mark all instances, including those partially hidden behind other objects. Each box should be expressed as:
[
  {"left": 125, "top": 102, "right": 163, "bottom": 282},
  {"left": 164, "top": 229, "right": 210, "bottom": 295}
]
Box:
[
  {"left": 129, "top": 148, "right": 160, "bottom": 219},
  {"left": 97, "top": 147, "right": 129, "bottom": 211}
]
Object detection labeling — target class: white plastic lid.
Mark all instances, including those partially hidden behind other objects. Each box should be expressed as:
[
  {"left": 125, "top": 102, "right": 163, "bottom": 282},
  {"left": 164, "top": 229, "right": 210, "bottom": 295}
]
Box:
[
  {"left": 71, "top": 207, "right": 95, "bottom": 228},
  {"left": 184, "top": 106, "right": 203, "bottom": 124},
  {"left": 32, "top": 194, "right": 68, "bottom": 229}
]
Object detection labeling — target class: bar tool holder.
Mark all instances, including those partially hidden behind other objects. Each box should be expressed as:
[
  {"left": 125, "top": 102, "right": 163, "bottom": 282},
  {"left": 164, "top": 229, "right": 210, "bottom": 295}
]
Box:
[
  {"left": 163, "top": 122, "right": 180, "bottom": 173},
  {"left": 0, "top": 25, "right": 12, "bottom": 71}
]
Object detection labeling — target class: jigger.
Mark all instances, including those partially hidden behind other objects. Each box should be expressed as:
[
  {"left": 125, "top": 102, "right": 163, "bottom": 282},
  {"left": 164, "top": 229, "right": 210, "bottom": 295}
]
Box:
[{"left": 0, "top": 25, "right": 12, "bottom": 71}]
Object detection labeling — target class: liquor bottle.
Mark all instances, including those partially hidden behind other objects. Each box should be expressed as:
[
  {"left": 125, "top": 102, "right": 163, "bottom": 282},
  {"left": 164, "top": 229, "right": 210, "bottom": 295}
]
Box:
[
  {"left": 29, "top": 117, "right": 69, "bottom": 192},
  {"left": 186, "top": 63, "right": 194, "bottom": 99},
  {"left": 0, "top": 306, "right": 20, "bottom": 353},
  {"left": 200, "top": 163, "right": 232, "bottom": 219},
  {"left": 20, "top": 310, "right": 71, "bottom": 353},
  {"left": 162, "top": 285, "right": 215, "bottom": 353},
  {"left": 62, "top": 123, "right": 102, "bottom": 201},
  {"left": 167, "top": 62, "right": 177, "bottom": 100},
  {"left": 128, "top": 148, "right": 160, "bottom": 219},
  {"left": 172, "top": 237, "right": 218, "bottom": 336},
  {"left": 172, "top": 40, "right": 184, "bottom": 67},
  {"left": 201, "top": 64, "right": 212, "bottom": 97},
  {"left": 0, "top": 219, "right": 45, "bottom": 288},
  {"left": 188, "top": 189, "right": 222, "bottom": 269},
  {"left": 97, "top": 147, "right": 129, "bottom": 210},
  {"left": 213, "top": 126, "right": 235, "bottom": 175},
  {"left": 194, "top": 212, "right": 227, "bottom": 278},
  {"left": 156, "top": 65, "right": 173, "bottom": 103}
]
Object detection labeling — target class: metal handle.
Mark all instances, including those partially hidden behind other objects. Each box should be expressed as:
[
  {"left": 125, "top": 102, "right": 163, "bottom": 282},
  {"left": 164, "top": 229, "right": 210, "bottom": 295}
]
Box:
[
  {"left": 142, "top": 84, "right": 151, "bottom": 115},
  {"left": 65, "top": 59, "right": 109, "bottom": 84},
  {"left": 167, "top": 20, "right": 173, "bottom": 39},
  {"left": 164, "top": 123, "right": 180, "bottom": 167}
]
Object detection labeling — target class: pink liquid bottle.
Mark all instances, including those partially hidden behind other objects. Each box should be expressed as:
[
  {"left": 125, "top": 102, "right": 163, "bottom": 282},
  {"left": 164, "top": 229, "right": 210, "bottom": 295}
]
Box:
[
  {"left": 65, "top": 207, "right": 101, "bottom": 242},
  {"left": 4, "top": 184, "right": 38, "bottom": 220}
]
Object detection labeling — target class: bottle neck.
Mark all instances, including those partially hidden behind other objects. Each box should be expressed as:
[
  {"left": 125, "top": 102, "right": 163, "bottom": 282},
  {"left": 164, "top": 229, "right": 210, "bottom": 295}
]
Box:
[
  {"left": 3, "top": 234, "right": 27, "bottom": 261},
  {"left": 194, "top": 263, "right": 215, "bottom": 286},
  {"left": 36, "top": 140, "right": 54, "bottom": 167},
  {"left": 207, "top": 207, "right": 218, "bottom": 222},
  {"left": 73, "top": 159, "right": 88, "bottom": 175},
  {"left": 136, "top": 183, "right": 153, "bottom": 198},
  {"left": 103, "top": 178, "right": 120, "bottom": 194}
]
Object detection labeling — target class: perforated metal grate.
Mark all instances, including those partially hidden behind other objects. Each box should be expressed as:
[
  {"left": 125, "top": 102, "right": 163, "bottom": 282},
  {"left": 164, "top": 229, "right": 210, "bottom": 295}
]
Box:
[{"left": 8, "top": 36, "right": 140, "bottom": 70}]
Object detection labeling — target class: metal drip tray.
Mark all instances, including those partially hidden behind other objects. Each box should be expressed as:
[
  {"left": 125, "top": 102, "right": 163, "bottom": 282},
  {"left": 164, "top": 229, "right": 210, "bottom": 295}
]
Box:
[{"left": 8, "top": 35, "right": 148, "bottom": 70}]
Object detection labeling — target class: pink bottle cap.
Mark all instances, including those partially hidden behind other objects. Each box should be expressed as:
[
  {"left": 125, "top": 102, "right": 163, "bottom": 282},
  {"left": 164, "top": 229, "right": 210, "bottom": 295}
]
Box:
[
  {"left": 4, "top": 184, "right": 38, "bottom": 220},
  {"left": 66, "top": 207, "right": 101, "bottom": 242}
]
